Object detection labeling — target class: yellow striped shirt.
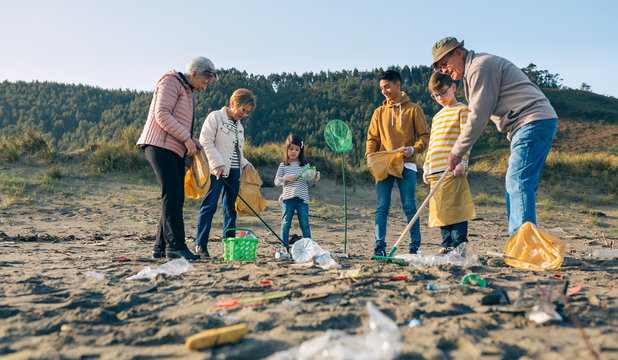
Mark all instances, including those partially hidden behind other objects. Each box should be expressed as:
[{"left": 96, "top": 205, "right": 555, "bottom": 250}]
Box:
[{"left": 424, "top": 102, "right": 471, "bottom": 175}]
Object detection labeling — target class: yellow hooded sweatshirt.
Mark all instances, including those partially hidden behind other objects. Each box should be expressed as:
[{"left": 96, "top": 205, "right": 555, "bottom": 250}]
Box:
[{"left": 365, "top": 91, "right": 430, "bottom": 163}]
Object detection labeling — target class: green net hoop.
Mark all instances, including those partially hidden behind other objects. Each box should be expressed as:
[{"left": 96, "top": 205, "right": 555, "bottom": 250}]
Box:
[{"left": 324, "top": 119, "right": 352, "bottom": 153}]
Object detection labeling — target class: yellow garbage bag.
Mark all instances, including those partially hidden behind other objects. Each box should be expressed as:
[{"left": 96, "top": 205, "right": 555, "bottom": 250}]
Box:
[
  {"left": 184, "top": 149, "right": 210, "bottom": 199},
  {"left": 504, "top": 222, "right": 565, "bottom": 271},
  {"left": 235, "top": 166, "right": 267, "bottom": 217},
  {"left": 367, "top": 151, "right": 404, "bottom": 184},
  {"left": 428, "top": 173, "right": 476, "bottom": 227}
]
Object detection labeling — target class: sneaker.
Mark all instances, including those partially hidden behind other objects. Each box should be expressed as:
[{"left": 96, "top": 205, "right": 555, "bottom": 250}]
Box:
[
  {"left": 409, "top": 248, "right": 419, "bottom": 255},
  {"left": 167, "top": 248, "right": 200, "bottom": 260},
  {"left": 439, "top": 247, "right": 453, "bottom": 255},
  {"left": 373, "top": 248, "right": 386, "bottom": 257},
  {"left": 195, "top": 245, "right": 210, "bottom": 258},
  {"left": 152, "top": 249, "right": 166, "bottom": 259}
]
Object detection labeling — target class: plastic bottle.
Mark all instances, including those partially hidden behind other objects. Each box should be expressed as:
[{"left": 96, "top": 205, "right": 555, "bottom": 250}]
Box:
[
  {"left": 275, "top": 251, "right": 290, "bottom": 259},
  {"left": 408, "top": 319, "right": 422, "bottom": 328},
  {"left": 589, "top": 249, "right": 618, "bottom": 258},
  {"left": 244, "top": 231, "right": 251, "bottom": 239},
  {"left": 238, "top": 231, "right": 246, "bottom": 238},
  {"left": 426, "top": 284, "right": 451, "bottom": 290}
]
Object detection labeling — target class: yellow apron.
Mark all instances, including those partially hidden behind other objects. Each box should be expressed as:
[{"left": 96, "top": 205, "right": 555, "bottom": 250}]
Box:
[{"left": 428, "top": 173, "right": 475, "bottom": 227}]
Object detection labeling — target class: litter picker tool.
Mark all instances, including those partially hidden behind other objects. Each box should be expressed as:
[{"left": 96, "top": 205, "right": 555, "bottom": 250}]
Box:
[
  {"left": 324, "top": 119, "right": 352, "bottom": 255},
  {"left": 373, "top": 170, "right": 448, "bottom": 266},
  {"left": 221, "top": 177, "right": 283, "bottom": 245}
]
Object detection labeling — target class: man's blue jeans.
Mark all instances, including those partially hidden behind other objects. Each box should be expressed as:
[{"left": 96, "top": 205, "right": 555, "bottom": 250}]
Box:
[
  {"left": 506, "top": 118, "right": 557, "bottom": 235},
  {"left": 196, "top": 169, "right": 240, "bottom": 246},
  {"left": 374, "top": 167, "right": 421, "bottom": 253},
  {"left": 280, "top": 197, "right": 311, "bottom": 248}
]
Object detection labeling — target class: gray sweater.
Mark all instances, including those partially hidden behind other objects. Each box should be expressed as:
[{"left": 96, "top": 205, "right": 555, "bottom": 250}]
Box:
[{"left": 452, "top": 50, "right": 557, "bottom": 157}]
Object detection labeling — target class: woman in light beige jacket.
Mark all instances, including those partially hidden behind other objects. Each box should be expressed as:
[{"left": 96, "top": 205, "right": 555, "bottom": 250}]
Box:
[
  {"left": 136, "top": 57, "right": 217, "bottom": 260},
  {"left": 195, "top": 89, "right": 256, "bottom": 257}
]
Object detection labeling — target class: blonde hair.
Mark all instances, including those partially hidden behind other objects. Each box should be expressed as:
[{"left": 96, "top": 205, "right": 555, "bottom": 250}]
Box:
[{"left": 230, "top": 88, "right": 256, "bottom": 108}]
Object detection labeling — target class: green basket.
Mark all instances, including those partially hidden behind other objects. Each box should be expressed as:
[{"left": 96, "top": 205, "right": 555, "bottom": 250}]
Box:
[{"left": 223, "top": 228, "right": 258, "bottom": 261}]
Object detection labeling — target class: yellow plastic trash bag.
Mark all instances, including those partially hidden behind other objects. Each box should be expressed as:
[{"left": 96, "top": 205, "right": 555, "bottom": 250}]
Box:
[
  {"left": 504, "top": 222, "right": 565, "bottom": 271},
  {"left": 428, "top": 173, "right": 475, "bottom": 227},
  {"left": 235, "top": 166, "right": 267, "bottom": 217},
  {"left": 184, "top": 149, "right": 210, "bottom": 199},
  {"left": 367, "top": 151, "right": 404, "bottom": 184}
]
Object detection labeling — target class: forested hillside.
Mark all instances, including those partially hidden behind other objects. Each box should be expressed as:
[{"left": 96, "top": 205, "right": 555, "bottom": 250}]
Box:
[{"left": 1, "top": 65, "right": 616, "bottom": 165}]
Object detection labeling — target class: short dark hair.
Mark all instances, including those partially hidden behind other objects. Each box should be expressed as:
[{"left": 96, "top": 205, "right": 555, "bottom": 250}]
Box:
[
  {"left": 379, "top": 70, "right": 401, "bottom": 83},
  {"left": 428, "top": 72, "right": 454, "bottom": 93}
]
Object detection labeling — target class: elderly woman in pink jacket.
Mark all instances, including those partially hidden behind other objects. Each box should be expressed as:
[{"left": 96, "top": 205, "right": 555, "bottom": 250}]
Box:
[{"left": 136, "top": 57, "right": 217, "bottom": 260}]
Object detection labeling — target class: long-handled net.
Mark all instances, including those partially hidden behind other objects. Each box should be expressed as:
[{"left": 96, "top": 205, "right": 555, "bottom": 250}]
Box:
[{"left": 324, "top": 119, "right": 352, "bottom": 254}]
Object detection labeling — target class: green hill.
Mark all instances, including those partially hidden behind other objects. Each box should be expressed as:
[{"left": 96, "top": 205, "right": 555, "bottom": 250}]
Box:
[{"left": 1, "top": 66, "right": 616, "bottom": 165}]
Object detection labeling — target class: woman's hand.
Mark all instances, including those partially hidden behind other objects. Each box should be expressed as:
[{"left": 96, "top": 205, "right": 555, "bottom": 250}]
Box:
[
  {"left": 185, "top": 138, "right": 197, "bottom": 156},
  {"left": 213, "top": 165, "right": 224, "bottom": 180},
  {"left": 284, "top": 174, "right": 297, "bottom": 182},
  {"left": 402, "top": 146, "right": 415, "bottom": 157},
  {"left": 192, "top": 138, "right": 202, "bottom": 150},
  {"left": 454, "top": 163, "right": 466, "bottom": 177}
]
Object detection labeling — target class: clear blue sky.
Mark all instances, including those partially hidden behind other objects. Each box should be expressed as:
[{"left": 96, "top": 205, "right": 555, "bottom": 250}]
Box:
[{"left": 2, "top": 0, "right": 617, "bottom": 97}]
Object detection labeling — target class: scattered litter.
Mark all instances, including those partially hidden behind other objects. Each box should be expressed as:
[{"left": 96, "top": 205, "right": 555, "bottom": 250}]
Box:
[
  {"left": 118, "top": 256, "right": 130, "bottom": 262},
  {"left": 216, "top": 291, "right": 291, "bottom": 308},
  {"left": 407, "top": 319, "right": 422, "bottom": 328},
  {"left": 461, "top": 273, "right": 487, "bottom": 287},
  {"left": 486, "top": 250, "right": 504, "bottom": 257},
  {"left": 212, "top": 311, "right": 237, "bottom": 320},
  {"left": 426, "top": 284, "right": 454, "bottom": 291},
  {"left": 566, "top": 285, "right": 582, "bottom": 297},
  {"left": 260, "top": 279, "right": 274, "bottom": 285},
  {"left": 552, "top": 273, "right": 563, "bottom": 279},
  {"left": 568, "top": 249, "right": 576, "bottom": 254},
  {"left": 291, "top": 238, "right": 341, "bottom": 269},
  {"left": 268, "top": 301, "right": 401, "bottom": 360},
  {"left": 84, "top": 270, "right": 109, "bottom": 279},
  {"left": 480, "top": 290, "right": 510, "bottom": 305},
  {"left": 294, "top": 284, "right": 335, "bottom": 302},
  {"left": 126, "top": 258, "right": 194, "bottom": 281},
  {"left": 589, "top": 249, "right": 618, "bottom": 258},
  {"left": 339, "top": 269, "right": 362, "bottom": 279},
  {"left": 396, "top": 243, "right": 479, "bottom": 269},
  {"left": 527, "top": 302, "right": 562, "bottom": 324},
  {"left": 186, "top": 323, "right": 248, "bottom": 350}
]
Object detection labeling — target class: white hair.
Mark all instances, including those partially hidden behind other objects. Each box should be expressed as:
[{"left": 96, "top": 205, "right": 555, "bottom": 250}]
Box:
[{"left": 185, "top": 57, "right": 217, "bottom": 79}]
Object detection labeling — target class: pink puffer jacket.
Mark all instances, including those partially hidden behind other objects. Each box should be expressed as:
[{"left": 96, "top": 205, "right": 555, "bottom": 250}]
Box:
[{"left": 136, "top": 71, "right": 197, "bottom": 158}]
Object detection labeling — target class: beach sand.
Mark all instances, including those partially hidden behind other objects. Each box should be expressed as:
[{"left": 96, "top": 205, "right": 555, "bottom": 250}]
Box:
[{"left": 0, "top": 169, "right": 616, "bottom": 359}]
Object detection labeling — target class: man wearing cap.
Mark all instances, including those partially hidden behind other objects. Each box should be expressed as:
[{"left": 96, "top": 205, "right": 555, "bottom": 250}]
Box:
[{"left": 430, "top": 37, "right": 558, "bottom": 235}]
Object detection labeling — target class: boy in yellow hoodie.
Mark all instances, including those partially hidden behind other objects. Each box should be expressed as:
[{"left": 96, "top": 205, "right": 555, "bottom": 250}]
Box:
[{"left": 366, "top": 70, "right": 430, "bottom": 256}]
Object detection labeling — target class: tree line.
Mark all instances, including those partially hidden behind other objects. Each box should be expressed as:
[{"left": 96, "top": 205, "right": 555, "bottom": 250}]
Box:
[{"left": 1, "top": 64, "right": 616, "bottom": 165}]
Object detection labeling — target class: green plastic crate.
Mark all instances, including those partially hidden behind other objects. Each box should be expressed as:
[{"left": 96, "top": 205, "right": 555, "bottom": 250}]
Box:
[{"left": 223, "top": 228, "right": 258, "bottom": 261}]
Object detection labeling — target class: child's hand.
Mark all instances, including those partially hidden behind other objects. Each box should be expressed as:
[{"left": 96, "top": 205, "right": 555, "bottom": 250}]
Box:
[
  {"left": 284, "top": 174, "right": 297, "bottom": 182},
  {"left": 315, "top": 172, "right": 320, "bottom": 182},
  {"left": 422, "top": 170, "right": 429, "bottom": 184}
]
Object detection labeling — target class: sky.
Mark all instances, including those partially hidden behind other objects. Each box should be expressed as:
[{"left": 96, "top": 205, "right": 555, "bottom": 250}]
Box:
[{"left": 1, "top": 0, "right": 617, "bottom": 97}]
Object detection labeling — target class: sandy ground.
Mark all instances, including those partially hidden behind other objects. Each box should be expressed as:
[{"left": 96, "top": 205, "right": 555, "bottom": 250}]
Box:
[{"left": 0, "top": 164, "right": 616, "bottom": 359}]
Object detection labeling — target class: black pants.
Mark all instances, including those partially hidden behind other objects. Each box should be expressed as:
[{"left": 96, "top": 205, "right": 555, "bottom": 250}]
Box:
[{"left": 144, "top": 145, "right": 187, "bottom": 251}]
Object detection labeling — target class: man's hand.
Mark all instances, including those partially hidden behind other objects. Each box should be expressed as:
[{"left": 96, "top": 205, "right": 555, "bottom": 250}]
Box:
[
  {"left": 453, "top": 163, "right": 466, "bottom": 177},
  {"left": 446, "top": 152, "right": 462, "bottom": 171},
  {"left": 402, "top": 146, "right": 415, "bottom": 157}
]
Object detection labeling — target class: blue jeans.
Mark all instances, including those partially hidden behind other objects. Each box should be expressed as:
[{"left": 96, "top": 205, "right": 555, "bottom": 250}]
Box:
[
  {"left": 374, "top": 167, "right": 421, "bottom": 253},
  {"left": 196, "top": 169, "right": 240, "bottom": 246},
  {"left": 440, "top": 221, "right": 468, "bottom": 248},
  {"left": 280, "top": 197, "right": 311, "bottom": 247},
  {"left": 506, "top": 118, "right": 557, "bottom": 235}
]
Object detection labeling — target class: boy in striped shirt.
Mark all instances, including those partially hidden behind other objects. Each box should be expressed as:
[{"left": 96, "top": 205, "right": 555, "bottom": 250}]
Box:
[{"left": 423, "top": 72, "right": 476, "bottom": 254}]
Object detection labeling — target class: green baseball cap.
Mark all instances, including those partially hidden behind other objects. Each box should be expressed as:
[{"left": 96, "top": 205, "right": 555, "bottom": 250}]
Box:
[{"left": 431, "top": 37, "right": 464, "bottom": 69}]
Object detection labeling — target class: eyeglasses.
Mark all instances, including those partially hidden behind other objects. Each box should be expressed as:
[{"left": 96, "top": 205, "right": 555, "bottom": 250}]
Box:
[{"left": 431, "top": 86, "right": 452, "bottom": 99}]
